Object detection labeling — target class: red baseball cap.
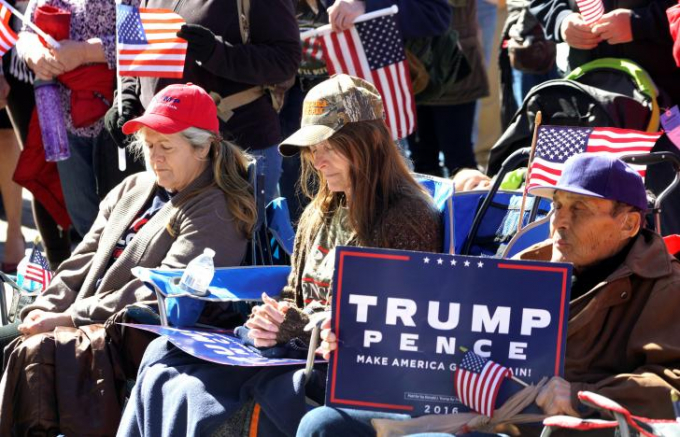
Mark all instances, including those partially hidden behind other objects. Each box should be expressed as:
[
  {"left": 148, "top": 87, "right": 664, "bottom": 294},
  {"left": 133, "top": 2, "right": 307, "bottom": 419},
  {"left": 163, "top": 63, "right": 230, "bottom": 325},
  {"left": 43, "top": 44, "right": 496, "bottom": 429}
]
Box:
[{"left": 122, "top": 83, "right": 219, "bottom": 135}]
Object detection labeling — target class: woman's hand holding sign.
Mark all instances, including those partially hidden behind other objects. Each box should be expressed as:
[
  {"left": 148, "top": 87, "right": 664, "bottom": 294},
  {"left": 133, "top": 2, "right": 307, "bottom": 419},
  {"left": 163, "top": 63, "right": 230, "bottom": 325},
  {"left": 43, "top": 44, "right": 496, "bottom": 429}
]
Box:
[
  {"left": 317, "top": 316, "right": 337, "bottom": 360},
  {"left": 245, "top": 293, "right": 291, "bottom": 347}
]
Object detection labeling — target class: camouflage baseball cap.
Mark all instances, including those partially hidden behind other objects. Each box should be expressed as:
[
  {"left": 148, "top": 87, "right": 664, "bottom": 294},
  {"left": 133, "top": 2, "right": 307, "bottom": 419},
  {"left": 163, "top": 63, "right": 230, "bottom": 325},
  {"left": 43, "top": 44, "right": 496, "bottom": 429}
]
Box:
[{"left": 279, "top": 74, "right": 384, "bottom": 156}]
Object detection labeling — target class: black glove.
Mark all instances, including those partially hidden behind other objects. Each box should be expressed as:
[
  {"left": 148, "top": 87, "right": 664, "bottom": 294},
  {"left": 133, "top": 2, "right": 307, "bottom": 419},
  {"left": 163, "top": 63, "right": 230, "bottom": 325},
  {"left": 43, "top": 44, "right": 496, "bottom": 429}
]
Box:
[
  {"left": 177, "top": 24, "right": 218, "bottom": 63},
  {"left": 104, "top": 94, "right": 142, "bottom": 149}
]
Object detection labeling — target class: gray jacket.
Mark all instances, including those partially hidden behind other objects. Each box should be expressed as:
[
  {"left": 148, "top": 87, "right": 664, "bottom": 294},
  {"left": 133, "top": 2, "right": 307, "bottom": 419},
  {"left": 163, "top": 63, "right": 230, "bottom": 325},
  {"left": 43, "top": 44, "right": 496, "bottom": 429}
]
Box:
[{"left": 21, "top": 169, "right": 248, "bottom": 326}]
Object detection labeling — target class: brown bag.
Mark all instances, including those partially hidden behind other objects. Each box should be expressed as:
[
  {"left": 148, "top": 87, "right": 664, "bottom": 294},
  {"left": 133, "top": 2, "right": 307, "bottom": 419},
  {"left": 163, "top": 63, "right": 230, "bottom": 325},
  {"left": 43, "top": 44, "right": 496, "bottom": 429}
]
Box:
[
  {"left": 406, "top": 49, "right": 430, "bottom": 95},
  {"left": 508, "top": 24, "right": 556, "bottom": 75},
  {"left": 0, "top": 325, "right": 126, "bottom": 436}
]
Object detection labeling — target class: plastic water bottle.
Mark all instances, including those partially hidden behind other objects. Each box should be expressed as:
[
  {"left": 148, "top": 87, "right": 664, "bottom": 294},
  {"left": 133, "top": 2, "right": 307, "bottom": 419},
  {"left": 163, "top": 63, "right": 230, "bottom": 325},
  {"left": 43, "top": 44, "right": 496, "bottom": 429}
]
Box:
[
  {"left": 34, "top": 79, "right": 70, "bottom": 162},
  {"left": 179, "top": 248, "right": 215, "bottom": 296}
]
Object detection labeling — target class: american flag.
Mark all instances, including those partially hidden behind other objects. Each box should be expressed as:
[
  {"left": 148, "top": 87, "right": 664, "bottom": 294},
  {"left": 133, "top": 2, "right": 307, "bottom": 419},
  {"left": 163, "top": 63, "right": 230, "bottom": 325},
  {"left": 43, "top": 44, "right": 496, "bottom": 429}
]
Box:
[
  {"left": 575, "top": 0, "right": 604, "bottom": 24},
  {"left": 455, "top": 351, "right": 511, "bottom": 417},
  {"left": 24, "top": 246, "right": 53, "bottom": 291},
  {"left": 302, "top": 35, "right": 324, "bottom": 63},
  {"left": 0, "top": 4, "right": 17, "bottom": 57},
  {"left": 116, "top": 4, "right": 187, "bottom": 78},
  {"left": 317, "top": 13, "right": 415, "bottom": 140},
  {"left": 527, "top": 125, "right": 661, "bottom": 190}
]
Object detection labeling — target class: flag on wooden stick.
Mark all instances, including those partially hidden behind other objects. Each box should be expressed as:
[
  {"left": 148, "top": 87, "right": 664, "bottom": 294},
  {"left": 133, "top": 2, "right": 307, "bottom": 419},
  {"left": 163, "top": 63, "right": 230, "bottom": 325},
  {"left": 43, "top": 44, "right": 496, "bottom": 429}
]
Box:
[
  {"left": 455, "top": 350, "right": 512, "bottom": 417},
  {"left": 24, "top": 245, "right": 53, "bottom": 291},
  {"left": 116, "top": 4, "right": 187, "bottom": 78},
  {"left": 313, "top": 11, "right": 415, "bottom": 140},
  {"left": 527, "top": 125, "right": 661, "bottom": 190},
  {"left": 575, "top": 0, "right": 604, "bottom": 24},
  {"left": 0, "top": 4, "right": 17, "bottom": 57}
]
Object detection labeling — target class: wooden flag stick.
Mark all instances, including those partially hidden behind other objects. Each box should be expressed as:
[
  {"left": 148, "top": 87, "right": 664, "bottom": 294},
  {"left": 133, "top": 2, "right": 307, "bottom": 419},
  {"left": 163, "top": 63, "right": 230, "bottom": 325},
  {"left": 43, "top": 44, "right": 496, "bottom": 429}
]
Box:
[
  {"left": 299, "top": 5, "right": 398, "bottom": 40},
  {"left": 516, "top": 111, "right": 543, "bottom": 234},
  {"left": 0, "top": 0, "right": 60, "bottom": 48},
  {"left": 458, "top": 346, "right": 529, "bottom": 387}
]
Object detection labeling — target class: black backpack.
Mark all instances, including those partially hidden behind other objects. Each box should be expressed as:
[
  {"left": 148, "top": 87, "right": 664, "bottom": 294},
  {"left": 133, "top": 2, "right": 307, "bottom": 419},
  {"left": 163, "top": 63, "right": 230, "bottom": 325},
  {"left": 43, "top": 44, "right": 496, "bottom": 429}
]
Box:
[{"left": 488, "top": 58, "right": 663, "bottom": 175}]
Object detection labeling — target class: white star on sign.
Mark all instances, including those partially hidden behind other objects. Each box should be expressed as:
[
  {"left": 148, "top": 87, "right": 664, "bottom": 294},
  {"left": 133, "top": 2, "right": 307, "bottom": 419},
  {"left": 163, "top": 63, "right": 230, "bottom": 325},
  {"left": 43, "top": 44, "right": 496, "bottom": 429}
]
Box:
[
  {"left": 437, "top": 258, "right": 443, "bottom": 265},
  {"left": 424, "top": 257, "right": 430, "bottom": 264},
  {"left": 464, "top": 260, "right": 470, "bottom": 267},
  {"left": 477, "top": 261, "right": 484, "bottom": 268},
  {"left": 450, "top": 259, "right": 457, "bottom": 266}
]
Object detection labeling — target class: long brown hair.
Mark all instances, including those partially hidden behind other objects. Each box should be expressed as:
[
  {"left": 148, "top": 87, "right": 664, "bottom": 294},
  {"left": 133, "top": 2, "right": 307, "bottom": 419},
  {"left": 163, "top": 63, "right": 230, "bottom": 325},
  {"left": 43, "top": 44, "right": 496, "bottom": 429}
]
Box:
[{"left": 299, "top": 119, "right": 431, "bottom": 245}]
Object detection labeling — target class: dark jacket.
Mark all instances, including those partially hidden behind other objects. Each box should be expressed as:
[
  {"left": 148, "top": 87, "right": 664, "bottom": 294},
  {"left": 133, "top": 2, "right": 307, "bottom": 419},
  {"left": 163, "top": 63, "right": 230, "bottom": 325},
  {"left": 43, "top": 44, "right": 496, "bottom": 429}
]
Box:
[
  {"left": 297, "top": 0, "right": 452, "bottom": 84},
  {"left": 125, "top": 0, "right": 301, "bottom": 150},
  {"left": 518, "top": 229, "right": 680, "bottom": 418},
  {"left": 361, "top": 0, "right": 453, "bottom": 39},
  {"left": 529, "top": 0, "right": 680, "bottom": 104},
  {"left": 422, "top": 0, "right": 490, "bottom": 106}
]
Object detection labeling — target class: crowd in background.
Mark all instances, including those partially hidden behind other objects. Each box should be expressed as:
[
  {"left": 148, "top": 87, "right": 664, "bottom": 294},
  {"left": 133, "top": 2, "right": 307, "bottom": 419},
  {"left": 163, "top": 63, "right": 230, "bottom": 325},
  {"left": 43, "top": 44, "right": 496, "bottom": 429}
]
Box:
[{"left": 0, "top": 0, "right": 678, "bottom": 434}]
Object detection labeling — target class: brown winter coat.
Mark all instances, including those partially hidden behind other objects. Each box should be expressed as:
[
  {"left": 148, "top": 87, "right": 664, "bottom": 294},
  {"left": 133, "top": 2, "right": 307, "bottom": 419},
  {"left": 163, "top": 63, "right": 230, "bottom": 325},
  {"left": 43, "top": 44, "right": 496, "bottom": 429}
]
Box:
[
  {"left": 518, "top": 229, "right": 680, "bottom": 418},
  {"left": 0, "top": 168, "right": 248, "bottom": 436}
]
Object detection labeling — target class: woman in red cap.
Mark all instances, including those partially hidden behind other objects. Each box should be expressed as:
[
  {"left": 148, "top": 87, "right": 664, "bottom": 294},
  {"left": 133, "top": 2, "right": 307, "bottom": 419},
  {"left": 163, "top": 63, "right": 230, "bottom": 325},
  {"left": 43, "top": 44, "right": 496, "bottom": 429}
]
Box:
[{"left": 0, "top": 83, "right": 257, "bottom": 435}]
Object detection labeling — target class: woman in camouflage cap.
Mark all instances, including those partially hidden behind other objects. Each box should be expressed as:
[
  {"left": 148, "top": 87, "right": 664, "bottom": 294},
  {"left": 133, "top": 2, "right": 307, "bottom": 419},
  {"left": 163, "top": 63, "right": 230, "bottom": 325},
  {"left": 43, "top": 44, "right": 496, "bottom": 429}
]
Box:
[{"left": 118, "top": 74, "right": 442, "bottom": 437}]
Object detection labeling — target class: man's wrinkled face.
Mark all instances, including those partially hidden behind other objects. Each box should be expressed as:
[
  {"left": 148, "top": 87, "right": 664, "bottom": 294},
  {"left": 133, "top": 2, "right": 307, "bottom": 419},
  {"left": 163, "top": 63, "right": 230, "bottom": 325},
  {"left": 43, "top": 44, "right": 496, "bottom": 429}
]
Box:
[{"left": 550, "top": 191, "right": 634, "bottom": 271}]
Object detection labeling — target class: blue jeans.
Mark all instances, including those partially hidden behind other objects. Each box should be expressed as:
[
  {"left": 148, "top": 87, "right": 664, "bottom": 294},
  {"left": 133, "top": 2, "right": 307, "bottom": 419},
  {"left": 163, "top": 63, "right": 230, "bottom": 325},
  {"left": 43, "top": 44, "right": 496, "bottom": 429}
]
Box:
[
  {"left": 472, "top": 0, "right": 498, "bottom": 146},
  {"left": 249, "top": 144, "right": 283, "bottom": 206},
  {"left": 56, "top": 133, "right": 101, "bottom": 237},
  {"left": 297, "top": 406, "right": 454, "bottom": 437},
  {"left": 511, "top": 66, "right": 559, "bottom": 108}
]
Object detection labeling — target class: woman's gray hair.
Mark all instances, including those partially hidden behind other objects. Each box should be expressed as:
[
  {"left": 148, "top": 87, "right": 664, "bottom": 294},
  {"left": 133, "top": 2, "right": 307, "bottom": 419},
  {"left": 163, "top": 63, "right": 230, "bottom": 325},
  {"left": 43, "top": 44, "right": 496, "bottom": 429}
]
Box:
[
  {"left": 128, "top": 125, "right": 257, "bottom": 237},
  {"left": 128, "top": 126, "right": 217, "bottom": 161}
]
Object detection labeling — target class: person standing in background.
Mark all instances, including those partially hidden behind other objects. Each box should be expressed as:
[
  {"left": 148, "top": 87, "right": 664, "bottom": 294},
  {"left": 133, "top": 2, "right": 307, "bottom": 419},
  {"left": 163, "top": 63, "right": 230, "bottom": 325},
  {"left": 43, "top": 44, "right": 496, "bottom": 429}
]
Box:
[
  {"left": 2, "top": 0, "right": 70, "bottom": 269},
  {"left": 17, "top": 0, "right": 122, "bottom": 238},
  {"left": 408, "top": 0, "right": 489, "bottom": 177},
  {"left": 0, "top": 69, "right": 24, "bottom": 274},
  {"left": 107, "top": 0, "right": 301, "bottom": 207},
  {"left": 280, "top": 0, "right": 453, "bottom": 222}
]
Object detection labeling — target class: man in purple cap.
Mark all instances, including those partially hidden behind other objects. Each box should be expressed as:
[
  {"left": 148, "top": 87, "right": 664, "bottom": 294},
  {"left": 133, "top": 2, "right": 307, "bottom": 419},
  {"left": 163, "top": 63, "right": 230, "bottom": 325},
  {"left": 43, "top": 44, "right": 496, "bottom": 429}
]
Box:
[{"left": 517, "top": 154, "right": 680, "bottom": 419}]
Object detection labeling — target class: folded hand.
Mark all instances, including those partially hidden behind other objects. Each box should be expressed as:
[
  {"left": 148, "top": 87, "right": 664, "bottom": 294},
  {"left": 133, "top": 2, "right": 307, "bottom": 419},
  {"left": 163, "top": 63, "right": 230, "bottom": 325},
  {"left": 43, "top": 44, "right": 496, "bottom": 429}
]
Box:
[{"left": 245, "top": 293, "right": 291, "bottom": 347}]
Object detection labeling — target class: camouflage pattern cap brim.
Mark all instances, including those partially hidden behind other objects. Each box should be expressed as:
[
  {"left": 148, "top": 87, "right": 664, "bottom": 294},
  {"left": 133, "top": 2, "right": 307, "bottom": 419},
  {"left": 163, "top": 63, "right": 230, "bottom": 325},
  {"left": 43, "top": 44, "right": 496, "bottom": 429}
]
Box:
[{"left": 279, "top": 124, "right": 337, "bottom": 157}]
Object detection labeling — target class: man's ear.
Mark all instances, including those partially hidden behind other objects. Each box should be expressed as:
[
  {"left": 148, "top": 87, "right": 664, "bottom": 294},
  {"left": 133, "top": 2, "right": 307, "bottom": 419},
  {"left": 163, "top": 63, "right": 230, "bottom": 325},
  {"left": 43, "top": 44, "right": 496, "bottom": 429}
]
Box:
[{"left": 620, "top": 211, "right": 642, "bottom": 238}]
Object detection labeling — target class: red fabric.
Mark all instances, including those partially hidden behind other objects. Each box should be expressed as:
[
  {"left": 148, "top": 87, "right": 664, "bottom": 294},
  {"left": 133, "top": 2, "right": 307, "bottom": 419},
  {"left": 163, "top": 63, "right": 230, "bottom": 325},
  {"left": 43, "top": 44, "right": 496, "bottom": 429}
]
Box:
[
  {"left": 13, "top": 111, "right": 71, "bottom": 229},
  {"left": 122, "top": 83, "right": 219, "bottom": 135},
  {"left": 58, "top": 64, "right": 115, "bottom": 128},
  {"left": 543, "top": 416, "right": 617, "bottom": 430},
  {"left": 667, "top": 4, "right": 680, "bottom": 67},
  {"left": 664, "top": 235, "right": 680, "bottom": 255},
  {"left": 12, "top": 4, "right": 113, "bottom": 229},
  {"left": 11, "top": 4, "right": 73, "bottom": 229},
  {"left": 33, "top": 5, "right": 70, "bottom": 46}
]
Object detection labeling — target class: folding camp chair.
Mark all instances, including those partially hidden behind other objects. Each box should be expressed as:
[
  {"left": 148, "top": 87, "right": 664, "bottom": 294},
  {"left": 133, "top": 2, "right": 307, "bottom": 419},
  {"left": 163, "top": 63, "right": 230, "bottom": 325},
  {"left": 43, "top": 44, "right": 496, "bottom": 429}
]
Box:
[
  {"left": 0, "top": 265, "right": 47, "bottom": 326},
  {"left": 454, "top": 147, "right": 552, "bottom": 257},
  {"left": 135, "top": 194, "right": 296, "bottom": 328},
  {"left": 621, "top": 151, "right": 680, "bottom": 234}
]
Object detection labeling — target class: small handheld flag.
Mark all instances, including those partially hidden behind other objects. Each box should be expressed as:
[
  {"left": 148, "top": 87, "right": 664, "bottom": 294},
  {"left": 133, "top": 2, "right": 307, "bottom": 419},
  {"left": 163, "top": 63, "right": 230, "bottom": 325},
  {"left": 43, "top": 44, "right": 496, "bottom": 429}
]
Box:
[
  {"left": 575, "top": 0, "right": 604, "bottom": 25},
  {"left": 0, "top": 3, "right": 17, "bottom": 57},
  {"left": 455, "top": 350, "right": 512, "bottom": 417},
  {"left": 24, "top": 245, "right": 53, "bottom": 291},
  {"left": 116, "top": 4, "right": 187, "bottom": 78},
  {"left": 309, "top": 8, "right": 415, "bottom": 140},
  {"left": 527, "top": 125, "right": 661, "bottom": 191}
]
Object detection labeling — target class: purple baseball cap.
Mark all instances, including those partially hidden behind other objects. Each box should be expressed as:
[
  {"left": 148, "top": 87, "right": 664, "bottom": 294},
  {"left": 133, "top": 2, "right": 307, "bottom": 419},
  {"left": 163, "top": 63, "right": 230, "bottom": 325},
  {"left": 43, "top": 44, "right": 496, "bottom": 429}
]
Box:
[{"left": 528, "top": 154, "right": 648, "bottom": 211}]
